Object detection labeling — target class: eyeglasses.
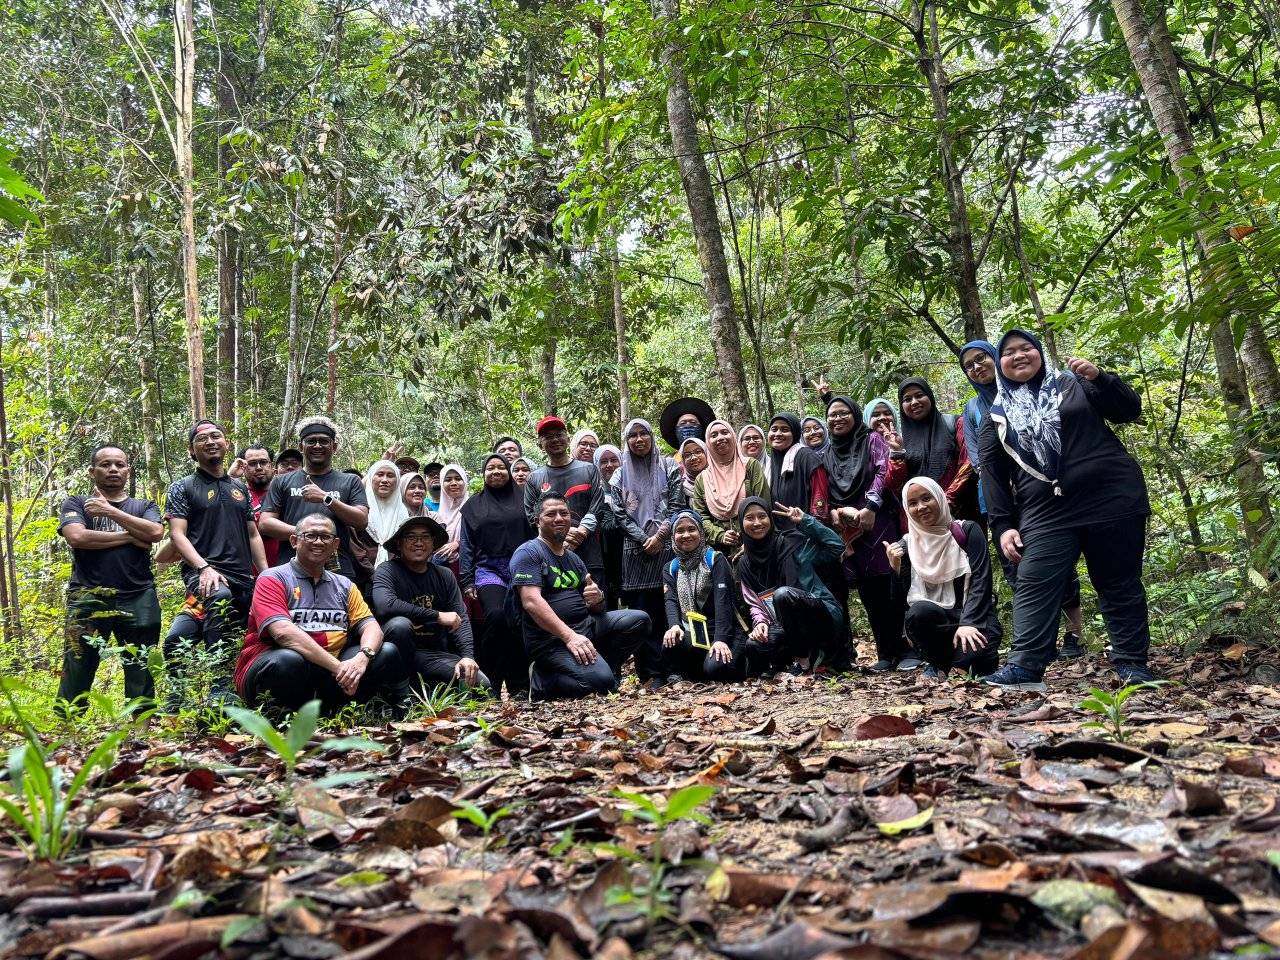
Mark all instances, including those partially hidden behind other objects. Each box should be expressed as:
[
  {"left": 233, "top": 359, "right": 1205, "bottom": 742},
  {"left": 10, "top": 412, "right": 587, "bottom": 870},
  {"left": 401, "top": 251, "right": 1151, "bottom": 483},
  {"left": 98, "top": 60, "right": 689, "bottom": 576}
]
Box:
[
  {"left": 963, "top": 356, "right": 992, "bottom": 371},
  {"left": 828, "top": 409, "right": 853, "bottom": 420},
  {"left": 400, "top": 534, "right": 436, "bottom": 545},
  {"left": 302, "top": 437, "right": 333, "bottom": 447},
  {"left": 298, "top": 532, "right": 336, "bottom": 543}
]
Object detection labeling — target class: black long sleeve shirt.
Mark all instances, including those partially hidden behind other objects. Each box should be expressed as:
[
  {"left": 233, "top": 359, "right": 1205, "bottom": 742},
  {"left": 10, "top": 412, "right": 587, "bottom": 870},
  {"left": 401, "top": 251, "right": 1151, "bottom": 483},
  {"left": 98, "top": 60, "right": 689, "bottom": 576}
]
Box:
[
  {"left": 371, "top": 559, "right": 474, "bottom": 658},
  {"left": 979, "top": 371, "right": 1149, "bottom": 539},
  {"left": 662, "top": 552, "right": 742, "bottom": 652}
]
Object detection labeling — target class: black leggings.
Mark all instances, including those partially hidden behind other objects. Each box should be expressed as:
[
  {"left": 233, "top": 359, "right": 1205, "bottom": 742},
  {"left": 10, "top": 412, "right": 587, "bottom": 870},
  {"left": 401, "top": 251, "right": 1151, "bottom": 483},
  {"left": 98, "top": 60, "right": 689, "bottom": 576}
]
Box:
[
  {"left": 529, "top": 609, "right": 649, "bottom": 700},
  {"left": 747, "top": 587, "right": 835, "bottom": 671},
  {"left": 621, "top": 587, "right": 667, "bottom": 681},
  {"left": 904, "top": 601, "right": 998, "bottom": 674},
  {"left": 475, "top": 584, "right": 529, "bottom": 695},
  {"left": 382, "top": 617, "right": 492, "bottom": 692},
  {"left": 856, "top": 574, "right": 908, "bottom": 663}
]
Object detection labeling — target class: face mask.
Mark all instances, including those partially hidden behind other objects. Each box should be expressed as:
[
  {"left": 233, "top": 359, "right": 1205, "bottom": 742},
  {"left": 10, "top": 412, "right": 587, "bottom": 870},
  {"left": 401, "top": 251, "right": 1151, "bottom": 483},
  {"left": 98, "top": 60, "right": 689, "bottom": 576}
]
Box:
[{"left": 677, "top": 423, "right": 699, "bottom": 442}]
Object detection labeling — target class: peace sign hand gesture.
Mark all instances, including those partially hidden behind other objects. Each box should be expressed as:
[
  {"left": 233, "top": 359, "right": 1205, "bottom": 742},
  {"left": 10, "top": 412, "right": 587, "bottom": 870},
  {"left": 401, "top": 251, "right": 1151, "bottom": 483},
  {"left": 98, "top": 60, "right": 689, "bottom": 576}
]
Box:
[{"left": 771, "top": 501, "right": 803, "bottom": 525}]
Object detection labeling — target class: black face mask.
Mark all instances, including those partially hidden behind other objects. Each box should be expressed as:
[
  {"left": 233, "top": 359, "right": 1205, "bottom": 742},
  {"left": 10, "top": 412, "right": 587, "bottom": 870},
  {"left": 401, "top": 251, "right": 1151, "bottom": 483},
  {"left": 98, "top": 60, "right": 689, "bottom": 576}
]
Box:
[{"left": 677, "top": 423, "right": 700, "bottom": 442}]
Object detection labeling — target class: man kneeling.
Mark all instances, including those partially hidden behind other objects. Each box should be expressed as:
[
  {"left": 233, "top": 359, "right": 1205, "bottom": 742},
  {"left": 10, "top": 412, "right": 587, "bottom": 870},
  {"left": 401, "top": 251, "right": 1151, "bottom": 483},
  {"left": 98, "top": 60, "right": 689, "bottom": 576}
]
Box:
[
  {"left": 373, "top": 515, "right": 490, "bottom": 693},
  {"left": 233, "top": 515, "right": 411, "bottom": 713},
  {"left": 512, "top": 494, "right": 649, "bottom": 700}
]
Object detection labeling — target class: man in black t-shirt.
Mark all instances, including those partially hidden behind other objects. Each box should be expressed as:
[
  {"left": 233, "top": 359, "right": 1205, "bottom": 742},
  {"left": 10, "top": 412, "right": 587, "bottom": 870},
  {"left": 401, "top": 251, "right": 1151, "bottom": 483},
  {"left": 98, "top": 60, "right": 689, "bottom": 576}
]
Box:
[
  {"left": 57, "top": 445, "right": 165, "bottom": 712},
  {"left": 510, "top": 494, "right": 648, "bottom": 700},
  {"left": 522, "top": 416, "right": 607, "bottom": 593},
  {"left": 260, "top": 417, "right": 369, "bottom": 579},
  {"left": 163, "top": 421, "right": 268, "bottom": 706}
]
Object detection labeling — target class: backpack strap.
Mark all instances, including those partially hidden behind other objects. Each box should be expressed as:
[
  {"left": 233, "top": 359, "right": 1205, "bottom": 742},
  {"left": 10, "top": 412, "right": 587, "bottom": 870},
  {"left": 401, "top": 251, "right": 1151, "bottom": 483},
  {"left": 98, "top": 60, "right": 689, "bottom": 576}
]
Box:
[
  {"left": 704, "top": 547, "right": 716, "bottom": 570},
  {"left": 949, "top": 520, "right": 967, "bottom": 548},
  {"left": 942, "top": 412, "right": 958, "bottom": 435}
]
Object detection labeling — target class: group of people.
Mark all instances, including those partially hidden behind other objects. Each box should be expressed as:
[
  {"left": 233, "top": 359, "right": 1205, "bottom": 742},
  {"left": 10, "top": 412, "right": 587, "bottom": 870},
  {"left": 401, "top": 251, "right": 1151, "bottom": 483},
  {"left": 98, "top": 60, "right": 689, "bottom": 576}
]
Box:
[{"left": 56, "top": 328, "right": 1156, "bottom": 716}]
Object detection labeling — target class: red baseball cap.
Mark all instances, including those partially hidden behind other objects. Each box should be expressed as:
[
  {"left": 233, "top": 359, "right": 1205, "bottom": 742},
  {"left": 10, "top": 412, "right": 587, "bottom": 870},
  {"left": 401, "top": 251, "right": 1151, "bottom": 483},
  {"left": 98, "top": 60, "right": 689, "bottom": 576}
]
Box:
[{"left": 536, "top": 415, "right": 567, "bottom": 436}]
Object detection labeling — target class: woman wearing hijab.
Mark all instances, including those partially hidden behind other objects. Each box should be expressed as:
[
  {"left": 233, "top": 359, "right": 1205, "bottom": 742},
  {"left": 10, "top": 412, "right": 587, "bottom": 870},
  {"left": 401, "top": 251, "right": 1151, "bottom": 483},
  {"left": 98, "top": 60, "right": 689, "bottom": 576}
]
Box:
[
  {"left": 612, "top": 419, "right": 679, "bottom": 687},
  {"left": 571, "top": 429, "right": 600, "bottom": 464},
  {"left": 766, "top": 414, "right": 830, "bottom": 528},
  {"left": 510, "top": 456, "right": 534, "bottom": 488},
  {"left": 363, "top": 460, "right": 409, "bottom": 566},
  {"left": 886, "top": 477, "right": 1001, "bottom": 680},
  {"left": 980, "top": 330, "right": 1153, "bottom": 691},
  {"left": 662, "top": 509, "right": 746, "bottom": 682},
  {"left": 460, "top": 454, "right": 534, "bottom": 698},
  {"left": 594, "top": 444, "right": 625, "bottom": 610},
  {"left": 864, "top": 398, "right": 899, "bottom": 436},
  {"left": 400, "top": 473, "right": 428, "bottom": 517},
  {"left": 693, "top": 420, "right": 770, "bottom": 552},
  {"left": 801, "top": 416, "right": 830, "bottom": 454},
  {"left": 737, "top": 497, "right": 844, "bottom": 673},
  {"left": 884, "top": 378, "right": 978, "bottom": 522},
  {"left": 961, "top": 340, "right": 1084, "bottom": 659},
  {"left": 432, "top": 464, "right": 469, "bottom": 563},
  {"left": 675, "top": 438, "right": 709, "bottom": 510},
  {"left": 823, "top": 395, "right": 909, "bottom": 672},
  {"left": 737, "top": 425, "right": 768, "bottom": 474}
]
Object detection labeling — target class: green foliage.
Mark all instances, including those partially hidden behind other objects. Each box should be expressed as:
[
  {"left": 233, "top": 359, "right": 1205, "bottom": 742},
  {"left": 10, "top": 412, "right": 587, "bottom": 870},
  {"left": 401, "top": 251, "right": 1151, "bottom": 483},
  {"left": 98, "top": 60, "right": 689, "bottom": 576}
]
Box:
[
  {"left": 224, "top": 700, "right": 383, "bottom": 788},
  {"left": 452, "top": 800, "right": 515, "bottom": 876},
  {"left": 1078, "top": 682, "right": 1169, "bottom": 743},
  {"left": 0, "top": 681, "right": 125, "bottom": 860},
  {"left": 598, "top": 785, "right": 718, "bottom": 926}
]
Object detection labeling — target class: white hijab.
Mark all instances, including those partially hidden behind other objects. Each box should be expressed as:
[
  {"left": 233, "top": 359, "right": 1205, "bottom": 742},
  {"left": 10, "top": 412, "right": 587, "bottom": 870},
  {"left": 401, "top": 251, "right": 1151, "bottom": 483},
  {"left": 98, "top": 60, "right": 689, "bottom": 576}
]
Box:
[
  {"left": 364, "top": 460, "right": 408, "bottom": 565},
  {"left": 903, "top": 476, "right": 970, "bottom": 607},
  {"left": 433, "top": 463, "right": 470, "bottom": 544}
]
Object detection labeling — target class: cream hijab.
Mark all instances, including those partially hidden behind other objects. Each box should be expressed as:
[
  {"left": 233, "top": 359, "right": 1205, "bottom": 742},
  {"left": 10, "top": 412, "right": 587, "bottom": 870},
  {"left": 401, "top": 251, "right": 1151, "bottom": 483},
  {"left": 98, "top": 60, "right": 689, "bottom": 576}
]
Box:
[
  {"left": 702, "top": 419, "right": 749, "bottom": 521},
  {"left": 903, "top": 476, "right": 970, "bottom": 607},
  {"left": 363, "top": 460, "right": 409, "bottom": 565}
]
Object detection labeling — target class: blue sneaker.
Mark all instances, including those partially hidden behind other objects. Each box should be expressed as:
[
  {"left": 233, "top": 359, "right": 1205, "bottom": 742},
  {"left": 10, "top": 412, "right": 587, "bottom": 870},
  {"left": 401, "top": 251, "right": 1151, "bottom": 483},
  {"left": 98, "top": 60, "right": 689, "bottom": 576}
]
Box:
[
  {"left": 1114, "top": 662, "right": 1158, "bottom": 685},
  {"left": 982, "top": 663, "right": 1047, "bottom": 692},
  {"left": 922, "top": 664, "right": 945, "bottom": 681}
]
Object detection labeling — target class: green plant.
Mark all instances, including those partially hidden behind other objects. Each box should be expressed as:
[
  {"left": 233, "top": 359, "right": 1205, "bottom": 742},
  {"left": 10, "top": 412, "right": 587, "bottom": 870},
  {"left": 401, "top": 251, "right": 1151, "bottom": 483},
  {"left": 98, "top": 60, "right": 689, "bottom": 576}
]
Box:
[
  {"left": 225, "top": 700, "right": 383, "bottom": 789},
  {"left": 409, "top": 680, "right": 470, "bottom": 718},
  {"left": 0, "top": 681, "right": 127, "bottom": 860},
  {"left": 452, "top": 801, "right": 515, "bottom": 875},
  {"left": 598, "top": 785, "right": 717, "bottom": 926},
  {"left": 1079, "top": 681, "right": 1169, "bottom": 742}
]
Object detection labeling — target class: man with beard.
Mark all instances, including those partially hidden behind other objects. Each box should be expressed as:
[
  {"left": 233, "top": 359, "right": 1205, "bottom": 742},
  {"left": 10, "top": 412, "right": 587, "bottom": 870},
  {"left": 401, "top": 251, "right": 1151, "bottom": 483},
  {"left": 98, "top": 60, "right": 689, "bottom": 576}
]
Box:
[
  {"left": 57, "top": 445, "right": 165, "bottom": 713},
  {"left": 163, "top": 421, "right": 269, "bottom": 705},
  {"left": 234, "top": 444, "right": 278, "bottom": 566},
  {"left": 522, "top": 416, "right": 607, "bottom": 595},
  {"left": 373, "top": 515, "right": 490, "bottom": 692},
  {"left": 423, "top": 461, "right": 443, "bottom": 512},
  {"left": 511, "top": 494, "right": 648, "bottom": 700},
  {"left": 260, "top": 417, "right": 369, "bottom": 578},
  {"left": 233, "top": 515, "right": 411, "bottom": 714}
]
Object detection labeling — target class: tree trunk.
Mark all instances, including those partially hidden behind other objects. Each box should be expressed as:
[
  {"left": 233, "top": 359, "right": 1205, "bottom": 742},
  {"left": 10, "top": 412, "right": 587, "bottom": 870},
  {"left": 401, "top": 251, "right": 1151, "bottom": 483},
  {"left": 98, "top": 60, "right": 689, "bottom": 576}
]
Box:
[
  {"left": 914, "top": 0, "right": 985, "bottom": 343},
  {"left": 1240, "top": 318, "right": 1280, "bottom": 412},
  {"left": 541, "top": 338, "right": 558, "bottom": 415},
  {"left": 655, "top": 0, "right": 752, "bottom": 425},
  {"left": 1111, "top": 0, "right": 1273, "bottom": 546},
  {"left": 0, "top": 317, "right": 21, "bottom": 641},
  {"left": 132, "top": 265, "right": 164, "bottom": 501},
  {"left": 174, "top": 0, "right": 206, "bottom": 420},
  {"left": 279, "top": 192, "right": 303, "bottom": 452},
  {"left": 215, "top": 24, "right": 238, "bottom": 427},
  {"left": 1006, "top": 166, "right": 1061, "bottom": 364},
  {"left": 597, "top": 33, "right": 630, "bottom": 426},
  {"left": 325, "top": 3, "right": 346, "bottom": 417}
]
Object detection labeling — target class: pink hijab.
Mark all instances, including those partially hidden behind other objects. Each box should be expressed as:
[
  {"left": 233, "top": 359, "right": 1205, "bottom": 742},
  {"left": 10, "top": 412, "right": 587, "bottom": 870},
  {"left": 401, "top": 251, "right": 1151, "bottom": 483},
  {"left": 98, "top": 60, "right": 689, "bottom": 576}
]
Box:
[{"left": 702, "top": 419, "right": 748, "bottom": 521}]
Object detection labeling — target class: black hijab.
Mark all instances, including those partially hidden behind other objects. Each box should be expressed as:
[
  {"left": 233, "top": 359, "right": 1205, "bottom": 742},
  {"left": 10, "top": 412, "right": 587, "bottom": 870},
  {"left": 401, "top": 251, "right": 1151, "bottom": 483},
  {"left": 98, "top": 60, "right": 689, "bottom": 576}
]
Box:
[
  {"left": 767, "top": 413, "right": 821, "bottom": 525},
  {"left": 821, "top": 395, "right": 874, "bottom": 507},
  {"left": 460, "top": 454, "right": 532, "bottom": 560},
  {"left": 736, "top": 496, "right": 800, "bottom": 594},
  {"left": 897, "top": 377, "right": 959, "bottom": 482}
]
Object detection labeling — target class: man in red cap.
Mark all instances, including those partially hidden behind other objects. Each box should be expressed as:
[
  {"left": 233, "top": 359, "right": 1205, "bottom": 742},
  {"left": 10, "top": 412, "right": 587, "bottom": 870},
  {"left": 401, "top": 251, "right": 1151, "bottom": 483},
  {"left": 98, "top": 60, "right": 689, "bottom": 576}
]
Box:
[{"left": 522, "top": 415, "right": 608, "bottom": 601}]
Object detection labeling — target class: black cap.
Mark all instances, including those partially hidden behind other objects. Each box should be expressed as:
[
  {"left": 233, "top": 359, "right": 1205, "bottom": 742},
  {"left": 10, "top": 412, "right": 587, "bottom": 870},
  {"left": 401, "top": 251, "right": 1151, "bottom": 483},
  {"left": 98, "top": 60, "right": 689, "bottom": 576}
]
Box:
[{"left": 385, "top": 514, "right": 449, "bottom": 553}]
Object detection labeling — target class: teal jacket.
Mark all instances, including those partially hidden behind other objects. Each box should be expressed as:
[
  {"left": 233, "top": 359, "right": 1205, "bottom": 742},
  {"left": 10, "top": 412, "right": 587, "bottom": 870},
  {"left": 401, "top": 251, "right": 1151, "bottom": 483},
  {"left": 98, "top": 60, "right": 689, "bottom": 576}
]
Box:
[{"left": 742, "top": 513, "right": 844, "bottom": 629}]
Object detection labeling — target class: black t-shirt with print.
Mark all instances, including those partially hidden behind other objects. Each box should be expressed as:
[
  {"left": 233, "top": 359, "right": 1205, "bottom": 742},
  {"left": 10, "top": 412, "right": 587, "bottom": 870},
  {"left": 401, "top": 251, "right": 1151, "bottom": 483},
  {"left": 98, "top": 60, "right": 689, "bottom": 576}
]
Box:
[
  {"left": 509, "top": 537, "right": 590, "bottom": 654},
  {"left": 59, "top": 495, "right": 161, "bottom": 597},
  {"left": 261, "top": 468, "right": 368, "bottom": 576},
  {"left": 165, "top": 469, "right": 256, "bottom": 584}
]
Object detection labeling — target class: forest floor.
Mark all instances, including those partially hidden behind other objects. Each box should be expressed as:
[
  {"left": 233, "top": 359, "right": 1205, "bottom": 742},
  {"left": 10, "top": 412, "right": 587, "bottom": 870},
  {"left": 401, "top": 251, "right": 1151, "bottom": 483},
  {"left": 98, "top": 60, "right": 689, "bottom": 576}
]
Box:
[{"left": 2, "top": 643, "right": 1280, "bottom": 960}]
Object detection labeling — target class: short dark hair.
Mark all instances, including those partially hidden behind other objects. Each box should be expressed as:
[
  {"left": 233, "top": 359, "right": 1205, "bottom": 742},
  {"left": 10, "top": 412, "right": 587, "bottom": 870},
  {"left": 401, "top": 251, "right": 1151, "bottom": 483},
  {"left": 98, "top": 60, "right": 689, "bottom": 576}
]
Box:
[
  {"left": 188, "top": 419, "right": 224, "bottom": 446},
  {"left": 296, "top": 513, "right": 337, "bottom": 535},
  {"left": 89, "top": 444, "right": 127, "bottom": 467},
  {"left": 240, "top": 444, "right": 274, "bottom": 462},
  {"left": 535, "top": 492, "right": 568, "bottom": 518}
]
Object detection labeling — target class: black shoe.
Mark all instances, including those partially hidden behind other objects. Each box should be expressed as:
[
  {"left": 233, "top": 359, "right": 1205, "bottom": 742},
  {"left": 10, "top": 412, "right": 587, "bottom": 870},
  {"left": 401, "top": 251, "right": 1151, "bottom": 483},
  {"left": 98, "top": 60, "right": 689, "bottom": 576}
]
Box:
[
  {"left": 644, "top": 677, "right": 666, "bottom": 692},
  {"left": 1058, "top": 632, "right": 1085, "bottom": 659},
  {"left": 982, "top": 663, "right": 1047, "bottom": 692},
  {"left": 664, "top": 674, "right": 683, "bottom": 686},
  {"left": 897, "top": 656, "right": 924, "bottom": 671},
  {"left": 922, "top": 664, "right": 945, "bottom": 681},
  {"left": 868, "top": 659, "right": 896, "bottom": 673},
  {"left": 1114, "top": 662, "right": 1158, "bottom": 685},
  {"left": 528, "top": 663, "right": 546, "bottom": 702}
]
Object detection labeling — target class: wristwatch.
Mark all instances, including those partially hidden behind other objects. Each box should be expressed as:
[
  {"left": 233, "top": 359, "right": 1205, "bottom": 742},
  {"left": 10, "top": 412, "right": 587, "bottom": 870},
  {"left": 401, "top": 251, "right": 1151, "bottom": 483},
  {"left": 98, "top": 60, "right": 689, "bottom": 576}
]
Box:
[
  {"left": 322, "top": 492, "right": 335, "bottom": 506},
  {"left": 360, "top": 647, "right": 376, "bottom": 660}
]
